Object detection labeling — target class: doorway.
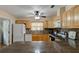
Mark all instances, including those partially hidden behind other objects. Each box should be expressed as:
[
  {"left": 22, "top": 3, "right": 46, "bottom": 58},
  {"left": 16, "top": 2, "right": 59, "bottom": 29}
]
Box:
[{"left": 0, "top": 17, "right": 12, "bottom": 46}]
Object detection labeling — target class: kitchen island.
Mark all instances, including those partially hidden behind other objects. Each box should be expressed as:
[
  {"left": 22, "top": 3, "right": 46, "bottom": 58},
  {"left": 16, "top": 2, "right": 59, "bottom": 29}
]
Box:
[{"left": 25, "top": 30, "right": 50, "bottom": 41}]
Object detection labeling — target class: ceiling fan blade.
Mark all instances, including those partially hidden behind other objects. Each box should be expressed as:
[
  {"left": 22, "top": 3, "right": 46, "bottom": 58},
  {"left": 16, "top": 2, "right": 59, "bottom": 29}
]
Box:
[
  {"left": 41, "top": 16, "right": 46, "bottom": 18},
  {"left": 50, "top": 5, "right": 55, "bottom": 8},
  {"left": 26, "top": 15, "right": 34, "bottom": 17}
]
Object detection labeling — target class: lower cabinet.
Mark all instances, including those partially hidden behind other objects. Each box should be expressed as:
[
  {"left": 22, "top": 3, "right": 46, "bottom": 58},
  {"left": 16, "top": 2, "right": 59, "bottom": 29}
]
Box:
[
  {"left": 25, "top": 34, "right": 32, "bottom": 41},
  {"left": 32, "top": 34, "right": 49, "bottom": 41}
]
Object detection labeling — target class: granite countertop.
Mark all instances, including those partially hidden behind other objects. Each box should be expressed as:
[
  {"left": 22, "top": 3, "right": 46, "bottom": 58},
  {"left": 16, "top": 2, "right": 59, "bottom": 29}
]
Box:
[{"left": 25, "top": 30, "right": 49, "bottom": 34}]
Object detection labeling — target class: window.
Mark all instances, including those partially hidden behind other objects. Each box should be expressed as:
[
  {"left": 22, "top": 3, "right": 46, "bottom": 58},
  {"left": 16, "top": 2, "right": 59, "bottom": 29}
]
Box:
[{"left": 31, "top": 22, "right": 43, "bottom": 31}]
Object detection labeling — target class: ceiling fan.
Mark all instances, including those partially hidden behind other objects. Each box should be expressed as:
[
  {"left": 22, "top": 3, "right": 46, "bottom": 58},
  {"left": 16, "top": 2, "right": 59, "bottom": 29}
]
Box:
[
  {"left": 26, "top": 5, "right": 55, "bottom": 19},
  {"left": 50, "top": 5, "right": 55, "bottom": 8},
  {"left": 27, "top": 11, "right": 47, "bottom": 19},
  {"left": 34, "top": 11, "right": 46, "bottom": 18}
]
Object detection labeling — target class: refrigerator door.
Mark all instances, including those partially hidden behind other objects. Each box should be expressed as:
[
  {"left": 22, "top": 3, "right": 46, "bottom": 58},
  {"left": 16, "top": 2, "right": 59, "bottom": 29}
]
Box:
[{"left": 13, "top": 24, "right": 25, "bottom": 42}]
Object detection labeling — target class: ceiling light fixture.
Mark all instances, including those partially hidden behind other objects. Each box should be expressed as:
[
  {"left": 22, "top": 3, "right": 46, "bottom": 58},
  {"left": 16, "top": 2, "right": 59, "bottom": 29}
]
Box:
[{"left": 35, "top": 16, "right": 40, "bottom": 19}]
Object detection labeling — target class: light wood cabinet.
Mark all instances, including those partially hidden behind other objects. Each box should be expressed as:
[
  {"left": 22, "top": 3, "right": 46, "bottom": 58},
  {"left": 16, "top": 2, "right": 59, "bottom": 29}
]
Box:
[
  {"left": 43, "top": 20, "right": 48, "bottom": 28},
  {"left": 43, "top": 16, "right": 61, "bottom": 28},
  {"left": 32, "top": 34, "right": 49, "bottom": 41},
  {"left": 70, "top": 8, "right": 74, "bottom": 28},
  {"left": 66, "top": 10, "right": 71, "bottom": 28},
  {"left": 62, "top": 12, "right": 67, "bottom": 28},
  {"left": 62, "top": 10, "right": 73, "bottom": 28},
  {"left": 43, "top": 20, "right": 54, "bottom": 28},
  {"left": 15, "top": 20, "right": 31, "bottom": 28},
  {"left": 62, "top": 6, "right": 79, "bottom": 28},
  {"left": 47, "top": 20, "right": 53, "bottom": 28},
  {"left": 74, "top": 6, "right": 79, "bottom": 28},
  {"left": 26, "top": 21, "right": 31, "bottom": 28}
]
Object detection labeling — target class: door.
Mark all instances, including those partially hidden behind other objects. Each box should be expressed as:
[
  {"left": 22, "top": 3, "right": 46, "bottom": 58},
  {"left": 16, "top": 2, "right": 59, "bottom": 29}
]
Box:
[{"left": 3, "top": 20, "right": 10, "bottom": 46}]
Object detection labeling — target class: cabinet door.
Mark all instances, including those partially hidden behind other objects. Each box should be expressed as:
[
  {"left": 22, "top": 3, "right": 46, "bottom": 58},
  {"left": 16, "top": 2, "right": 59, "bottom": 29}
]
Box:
[
  {"left": 43, "top": 34, "right": 49, "bottom": 41},
  {"left": 70, "top": 8, "right": 74, "bottom": 28},
  {"left": 62, "top": 12, "right": 67, "bottom": 28},
  {"left": 66, "top": 10, "right": 71, "bottom": 28},
  {"left": 48, "top": 21, "right": 52, "bottom": 28},
  {"left": 25, "top": 34, "right": 32, "bottom": 41},
  {"left": 43, "top": 21, "right": 48, "bottom": 28},
  {"left": 62, "top": 6, "right": 79, "bottom": 28},
  {"left": 32, "top": 34, "right": 49, "bottom": 41},
  {"left": 32, "top": 35, "right": 39, "bottom": 41},
  {"left": 74, "top": 6, "right": 79, "bottom": 28}
]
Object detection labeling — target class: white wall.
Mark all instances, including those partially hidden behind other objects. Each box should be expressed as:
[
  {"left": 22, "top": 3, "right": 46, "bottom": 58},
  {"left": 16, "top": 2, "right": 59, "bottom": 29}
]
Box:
[
  {"left": 0, "top": 17, "right": 15, "bottom": 45},
  {"left": 0, "top": 10, "right": 16, "bottom": 44}
]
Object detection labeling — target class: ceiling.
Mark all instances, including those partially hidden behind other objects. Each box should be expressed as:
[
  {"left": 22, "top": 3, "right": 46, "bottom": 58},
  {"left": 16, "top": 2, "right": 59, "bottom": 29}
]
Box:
[{"left": 0, "top": 5, "right": 65, "bottom": 21}]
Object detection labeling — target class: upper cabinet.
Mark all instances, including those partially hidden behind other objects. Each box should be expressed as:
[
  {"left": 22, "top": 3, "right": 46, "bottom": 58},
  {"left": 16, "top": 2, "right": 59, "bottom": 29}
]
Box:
[
  {"left": 62, "top": 12, "right": 67, "bottom": 28},
  {"left": 53, "top": 16, "right": 61, "bottom": 28},
  {"left": 62, "top": 6, "right": 79, "bottom": 28},
  {"left": 15, "top": 20, "right": 31, "bottom": 28},
  {"left": 43, "top": 19, "right": 55, "bottom": 28},
  {"left": 47, "top": 20, "right": 54, "bottom": 28},
  {"left": 74, "top": 6, "right": 79, "bottom": 28},
  {"left": 43, "top": 16, "right": 61, "bottom": 28},
  {"left": 66, "top": 9, "right": 72, "bottom": 28},
  {"left": 43, "top": 20, "right": 48, "bottom": 28}
]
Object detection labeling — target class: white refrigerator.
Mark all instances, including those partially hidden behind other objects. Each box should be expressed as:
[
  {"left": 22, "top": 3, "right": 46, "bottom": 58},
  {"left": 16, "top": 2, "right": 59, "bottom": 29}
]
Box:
[{"left": 13, "top": 24, "right": 25, "bottom": 42}]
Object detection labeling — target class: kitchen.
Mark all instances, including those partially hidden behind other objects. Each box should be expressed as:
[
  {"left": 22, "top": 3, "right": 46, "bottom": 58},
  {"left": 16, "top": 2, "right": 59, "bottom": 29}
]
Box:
[
  {"left": 14, "top": 5, "right": 79, "bottom": 48},
  {"left": 0, "top": 5, "right": 79, "bottom": 52}
]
